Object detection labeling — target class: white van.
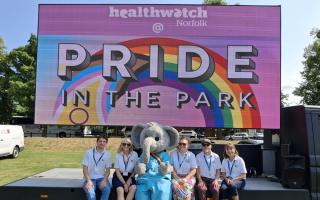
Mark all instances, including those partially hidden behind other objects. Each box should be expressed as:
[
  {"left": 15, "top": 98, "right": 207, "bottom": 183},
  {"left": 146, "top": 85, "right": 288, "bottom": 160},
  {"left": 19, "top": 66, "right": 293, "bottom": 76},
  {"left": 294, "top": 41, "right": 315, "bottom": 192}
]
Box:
[{"left": 0, "top": 125, "right": 24, "bottom": 158}]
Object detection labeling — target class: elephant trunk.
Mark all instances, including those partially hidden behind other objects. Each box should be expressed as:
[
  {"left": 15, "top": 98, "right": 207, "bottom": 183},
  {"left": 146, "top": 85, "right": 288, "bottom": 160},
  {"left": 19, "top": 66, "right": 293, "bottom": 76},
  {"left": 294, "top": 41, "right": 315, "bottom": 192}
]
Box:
[{"left": 142, "top": 137, "right": 156, "bottom": 164}]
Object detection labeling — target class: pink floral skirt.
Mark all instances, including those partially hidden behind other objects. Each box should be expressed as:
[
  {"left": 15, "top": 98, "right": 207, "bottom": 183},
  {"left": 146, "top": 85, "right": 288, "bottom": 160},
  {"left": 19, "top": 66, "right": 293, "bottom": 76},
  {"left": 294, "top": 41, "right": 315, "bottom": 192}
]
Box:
[{"left": 172, "top": 174, "right": 196, "bottom": 200}]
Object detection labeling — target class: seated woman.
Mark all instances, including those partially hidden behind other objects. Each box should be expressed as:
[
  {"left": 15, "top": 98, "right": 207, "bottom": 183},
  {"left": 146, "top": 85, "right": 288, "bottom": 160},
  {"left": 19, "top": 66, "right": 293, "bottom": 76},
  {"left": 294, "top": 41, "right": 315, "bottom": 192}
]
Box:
[
  {"left": 221, "top": 143, "right": 247, "bottom": 200},
  {"left": 112, "top": 138, "right": 138, "bottom": 200},
  {"left": 196, "top": 139, "right": 221, "bottom": 200},
  {"left": 170, "top": 136, "right": 197, "bottom": 200}
]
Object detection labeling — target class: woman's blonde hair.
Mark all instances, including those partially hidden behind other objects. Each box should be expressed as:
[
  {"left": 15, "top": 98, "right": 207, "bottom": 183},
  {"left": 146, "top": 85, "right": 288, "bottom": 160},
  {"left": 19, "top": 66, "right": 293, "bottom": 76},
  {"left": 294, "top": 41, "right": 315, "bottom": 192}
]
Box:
[
  {"left": 117, "top": 138, "right": 134, "bottom": 153},
  {"left": 223, "top": 143, "right": 239, "bottom": 158}
]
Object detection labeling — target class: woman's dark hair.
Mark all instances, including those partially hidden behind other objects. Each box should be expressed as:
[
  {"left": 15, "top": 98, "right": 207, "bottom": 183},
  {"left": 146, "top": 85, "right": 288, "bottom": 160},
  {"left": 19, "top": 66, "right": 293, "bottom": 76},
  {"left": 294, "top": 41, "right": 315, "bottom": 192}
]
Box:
[
  {"left": 223, "top": 143, "right": 239, "bottom": 158},
  {"left": 179, "top": 136, "right": 191, "bottom": 145},
  {"left": 96, "top": 134, "right": 108, "bottom": 142}
]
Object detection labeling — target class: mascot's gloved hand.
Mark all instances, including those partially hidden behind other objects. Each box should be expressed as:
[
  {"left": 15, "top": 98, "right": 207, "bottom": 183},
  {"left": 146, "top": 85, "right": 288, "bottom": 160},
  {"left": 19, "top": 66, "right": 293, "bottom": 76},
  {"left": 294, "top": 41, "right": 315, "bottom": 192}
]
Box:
[
  {"left": 159, "top": 161, "right": 173, "bottom": 175},
  {"left": 135, "top": 163, "right": 147, "bottom": 176}
]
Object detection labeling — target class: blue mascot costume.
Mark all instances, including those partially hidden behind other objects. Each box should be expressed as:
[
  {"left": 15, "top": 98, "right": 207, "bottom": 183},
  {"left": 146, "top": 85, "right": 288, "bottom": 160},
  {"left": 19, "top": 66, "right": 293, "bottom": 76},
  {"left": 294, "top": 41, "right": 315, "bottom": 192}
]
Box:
[{"left": 131, "top": 122, "right": 179, "bottom": 200}]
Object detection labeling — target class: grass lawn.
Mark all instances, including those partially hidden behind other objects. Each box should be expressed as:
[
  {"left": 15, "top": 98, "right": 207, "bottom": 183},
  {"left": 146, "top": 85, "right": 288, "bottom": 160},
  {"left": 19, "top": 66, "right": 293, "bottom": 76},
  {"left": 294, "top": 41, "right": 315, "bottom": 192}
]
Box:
[{"left": 0, "top": 137, "right": 122, "bottom": 186}]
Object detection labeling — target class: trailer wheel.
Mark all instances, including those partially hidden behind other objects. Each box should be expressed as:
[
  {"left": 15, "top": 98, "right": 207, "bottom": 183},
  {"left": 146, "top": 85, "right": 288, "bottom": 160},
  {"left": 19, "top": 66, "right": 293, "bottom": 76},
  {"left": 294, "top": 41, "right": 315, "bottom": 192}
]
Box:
[
  {"left": 11, "top": 146, "right": 20, "bottom": 158},
  {"left": 59, "top": 132, "right": 67, "bottom": 138}
]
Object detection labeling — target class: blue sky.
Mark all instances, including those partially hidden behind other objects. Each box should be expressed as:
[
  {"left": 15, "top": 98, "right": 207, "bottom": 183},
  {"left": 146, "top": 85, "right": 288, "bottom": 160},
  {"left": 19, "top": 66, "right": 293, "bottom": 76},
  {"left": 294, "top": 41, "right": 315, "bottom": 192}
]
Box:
[{"left": 1, "top": 0, "right": 320, "bottom": 105}]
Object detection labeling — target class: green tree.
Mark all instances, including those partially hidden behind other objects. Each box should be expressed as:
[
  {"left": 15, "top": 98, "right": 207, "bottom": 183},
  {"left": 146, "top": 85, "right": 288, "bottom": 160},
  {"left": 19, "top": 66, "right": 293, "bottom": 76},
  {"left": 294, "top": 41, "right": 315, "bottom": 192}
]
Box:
[
  {"left": 0, "top": 38, "right": 14, "bottom": 123},
  {"left": 203, "top": 0, "right": 227, "bottom": 5},
  {"left": 7, "top": 34, "right": 37, "bottom": 118},
  {"left": 293, "top": 28, "right": 320, "bottom": 105},
  {"left": 281, "top": 91, "right": 289, "bottom": 107},
  {"left": 0, "top": 38, "right": 5, "bottom": 55}
]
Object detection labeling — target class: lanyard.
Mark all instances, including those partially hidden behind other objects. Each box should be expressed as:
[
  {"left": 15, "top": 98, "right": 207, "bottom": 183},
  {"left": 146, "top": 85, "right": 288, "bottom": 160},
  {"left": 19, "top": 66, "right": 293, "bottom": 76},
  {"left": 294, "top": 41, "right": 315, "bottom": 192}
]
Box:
[
  {"left": 177, "top": 151, "right": 187, "bottom": 168},
  {"left": 151, "top": 152, "right": 162, "bottom": 164},
  {"left": 228, "top": 159, "right": 236, "bottom": 177},
  {"left": 123, "top": 154, "right": 131, "bottom": 172},
  {"left": 203, "top": 154, "right": 212, "bottom": 171},
  {"left": 93, "top": 148, "right": 104, "bottom": 167}
]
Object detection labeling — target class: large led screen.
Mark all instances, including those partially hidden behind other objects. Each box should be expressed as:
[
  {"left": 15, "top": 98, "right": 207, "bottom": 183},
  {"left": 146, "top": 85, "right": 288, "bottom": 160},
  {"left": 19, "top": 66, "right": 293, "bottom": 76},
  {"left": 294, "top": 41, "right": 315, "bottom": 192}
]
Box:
[{"left": 36, "top": 5, "right": 280, "bottom": 128}]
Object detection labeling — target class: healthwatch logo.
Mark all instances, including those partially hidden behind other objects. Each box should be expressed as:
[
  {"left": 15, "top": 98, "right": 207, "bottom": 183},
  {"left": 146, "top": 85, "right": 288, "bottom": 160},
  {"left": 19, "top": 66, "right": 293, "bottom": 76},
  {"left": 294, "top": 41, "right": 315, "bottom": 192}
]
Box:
[{"left": 108, "top": 6, "right": 208, "bottom": 19}]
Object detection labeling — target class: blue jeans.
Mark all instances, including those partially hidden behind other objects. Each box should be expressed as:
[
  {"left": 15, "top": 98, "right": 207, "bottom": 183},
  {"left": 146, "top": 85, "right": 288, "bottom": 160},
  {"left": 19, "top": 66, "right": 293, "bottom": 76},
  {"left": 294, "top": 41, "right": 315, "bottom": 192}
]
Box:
[
  {"left": 82, "top": 178, "right": 111, "bottom": 200},
  {"left": 221, "top": 179, "right": 245, "bottom": 199}
]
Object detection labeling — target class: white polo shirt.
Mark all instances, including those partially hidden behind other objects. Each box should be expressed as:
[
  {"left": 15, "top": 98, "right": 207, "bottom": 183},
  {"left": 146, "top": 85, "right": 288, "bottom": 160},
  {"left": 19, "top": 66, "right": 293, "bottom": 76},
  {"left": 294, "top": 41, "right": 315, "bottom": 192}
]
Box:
[
  {"left": 170, "top": 149, "right": 197, "bottom": 175},
  {"left": 114, "top": 151, "right": 138, "bottom": 174},
  {"left": 221, "top": 155, "right": 247, "bottom": 179},
  {"left": 196, "top": 151, "right": 221, "bottom": 179},
  {"left": 82, "top": 147, "right": 112, "bottom": 179}
]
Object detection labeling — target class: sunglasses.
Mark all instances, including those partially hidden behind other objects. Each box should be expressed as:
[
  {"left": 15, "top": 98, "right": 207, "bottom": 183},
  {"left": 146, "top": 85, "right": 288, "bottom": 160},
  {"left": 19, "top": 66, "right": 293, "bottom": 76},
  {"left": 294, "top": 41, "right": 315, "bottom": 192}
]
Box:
[
  {"left": 202, "top": 143, "right": 211, "bottom": 147},
  {"left": 122, "top": 143, "right": 131, "bottom": 147},
  {"left": 179, "top": 143, "right": 188, "bottom": 146}
]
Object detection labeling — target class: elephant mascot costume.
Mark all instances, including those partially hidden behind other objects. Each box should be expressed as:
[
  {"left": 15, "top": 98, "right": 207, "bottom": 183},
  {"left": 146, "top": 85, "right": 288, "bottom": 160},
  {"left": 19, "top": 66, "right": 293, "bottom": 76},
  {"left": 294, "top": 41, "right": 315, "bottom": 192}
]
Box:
[{"left": 131, "top": 122, "right": 179, "bottom": 200}]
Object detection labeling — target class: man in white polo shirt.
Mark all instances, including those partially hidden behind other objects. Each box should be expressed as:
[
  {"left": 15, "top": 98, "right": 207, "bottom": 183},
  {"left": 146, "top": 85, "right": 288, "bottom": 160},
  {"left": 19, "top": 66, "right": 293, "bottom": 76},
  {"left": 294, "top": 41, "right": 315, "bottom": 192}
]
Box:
[
  {"left": 82, "top": 135, "right": 112, "bottom": 200},
  {"left": 196, "top": 138, "right": 221, "bottom": 200}
]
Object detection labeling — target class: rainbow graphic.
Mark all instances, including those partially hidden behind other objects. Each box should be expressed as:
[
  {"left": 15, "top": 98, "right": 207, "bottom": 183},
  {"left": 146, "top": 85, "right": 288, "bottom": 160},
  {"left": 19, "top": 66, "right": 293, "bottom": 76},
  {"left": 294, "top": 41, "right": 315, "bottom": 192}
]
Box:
[{"left": 51, "top": 38, "right": 261, "bottom": 128}]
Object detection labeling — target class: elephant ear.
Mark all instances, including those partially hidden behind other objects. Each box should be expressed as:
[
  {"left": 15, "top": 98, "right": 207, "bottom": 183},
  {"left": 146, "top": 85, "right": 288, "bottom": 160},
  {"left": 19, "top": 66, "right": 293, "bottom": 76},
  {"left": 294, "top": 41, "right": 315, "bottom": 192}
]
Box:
[
  {"left": 131, "top": 124, "right": 147, "bottom": 149},
  {"left": 163, "top": 126, "right": 179, "bottom": 150}
]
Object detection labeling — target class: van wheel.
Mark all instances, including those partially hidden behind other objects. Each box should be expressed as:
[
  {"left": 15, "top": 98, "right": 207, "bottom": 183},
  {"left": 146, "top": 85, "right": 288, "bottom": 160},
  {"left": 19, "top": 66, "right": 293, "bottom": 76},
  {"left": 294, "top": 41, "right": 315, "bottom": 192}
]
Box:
[{"left": 11, "top": 146, "right": 20, "bottom": 158}]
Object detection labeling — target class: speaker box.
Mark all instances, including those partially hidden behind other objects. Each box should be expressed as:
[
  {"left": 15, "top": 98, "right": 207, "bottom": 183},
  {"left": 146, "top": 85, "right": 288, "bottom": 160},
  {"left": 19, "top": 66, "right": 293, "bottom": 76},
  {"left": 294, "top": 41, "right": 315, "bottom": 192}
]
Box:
[
  {"left": 282, "top": 155, "right": 305, "bottom": 189},
  {"left": 281, "top": 144, "right": 290, "bottom": 156}
]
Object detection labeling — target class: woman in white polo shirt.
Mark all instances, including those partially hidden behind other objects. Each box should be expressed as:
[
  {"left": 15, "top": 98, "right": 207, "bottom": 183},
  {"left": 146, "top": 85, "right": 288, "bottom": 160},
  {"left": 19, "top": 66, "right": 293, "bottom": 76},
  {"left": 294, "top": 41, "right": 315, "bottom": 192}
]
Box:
[
  {"left": 112, "top": 138, "right": 138, "bottom": 200},
  {"left": 221, "top": 143, "right": 247, "bottom": 200},
  {"left": 170, "top": 136, "right": 197, "bottom": 200},
  {"left": 196, "top": 138, "right": 221, "bottom": 200}
]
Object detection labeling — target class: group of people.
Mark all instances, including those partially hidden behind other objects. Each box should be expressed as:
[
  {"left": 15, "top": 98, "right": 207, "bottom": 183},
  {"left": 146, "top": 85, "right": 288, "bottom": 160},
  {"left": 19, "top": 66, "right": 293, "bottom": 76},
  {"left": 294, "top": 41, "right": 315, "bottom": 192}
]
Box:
[
  {"left": 172, "top": 137, "right": 247, "bottom": 200},
  {"left": 82, "top": 135, "right": 247, "bottom": 200}
]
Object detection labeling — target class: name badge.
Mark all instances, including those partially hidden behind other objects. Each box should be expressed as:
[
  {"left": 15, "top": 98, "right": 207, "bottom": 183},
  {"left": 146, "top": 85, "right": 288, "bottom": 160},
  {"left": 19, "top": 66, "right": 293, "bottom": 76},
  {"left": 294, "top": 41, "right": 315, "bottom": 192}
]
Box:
[{"left": 123, "top": 172, "right": 129, "bottom": 176}]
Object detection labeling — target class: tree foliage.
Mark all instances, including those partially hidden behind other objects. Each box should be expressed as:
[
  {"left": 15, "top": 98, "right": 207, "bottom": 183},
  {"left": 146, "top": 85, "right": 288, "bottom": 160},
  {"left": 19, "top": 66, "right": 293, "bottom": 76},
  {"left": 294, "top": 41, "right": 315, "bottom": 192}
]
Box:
[
  {"left": 203, "top": 0, "right": 227, "bottom": 5},
  {"left": 0, "top": 38, "right": 5, "bottom": 55},
  {"left": 0, "top": 34, "right": 37, "bottom": 123},
  {"left": 281, "top": 91, "right": 289, "bottom": 107},
  {"left": 0, "top": 38, "right": 14, "bottom": 123},
  {"left": 8, "top": 34, "right": 37, "bottom": 117},
  {"left": 293, "top": 28, "right": 320, "bottom": 105}
]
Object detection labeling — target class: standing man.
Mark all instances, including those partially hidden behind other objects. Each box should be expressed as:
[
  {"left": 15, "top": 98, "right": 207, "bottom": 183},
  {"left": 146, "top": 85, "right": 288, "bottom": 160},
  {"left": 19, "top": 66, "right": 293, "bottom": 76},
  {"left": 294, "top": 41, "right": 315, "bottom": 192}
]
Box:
[
  {"left": 196, "top": 139, "right": 221, "bottom": 200},
  {"left": 82, "top": 135, "right": 112, "bottom": 200}
]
